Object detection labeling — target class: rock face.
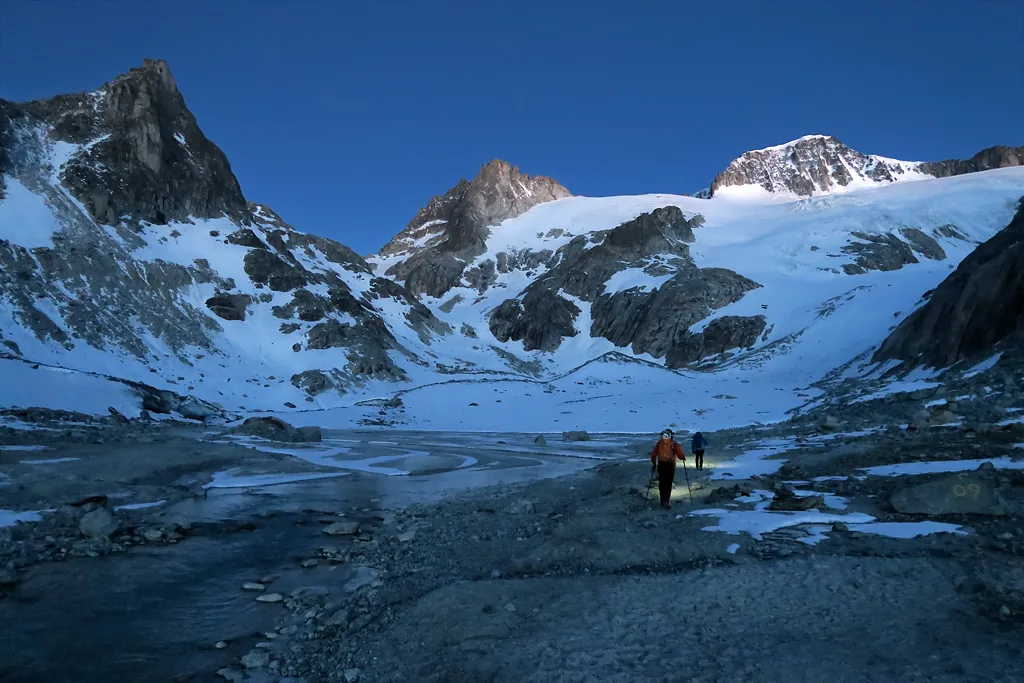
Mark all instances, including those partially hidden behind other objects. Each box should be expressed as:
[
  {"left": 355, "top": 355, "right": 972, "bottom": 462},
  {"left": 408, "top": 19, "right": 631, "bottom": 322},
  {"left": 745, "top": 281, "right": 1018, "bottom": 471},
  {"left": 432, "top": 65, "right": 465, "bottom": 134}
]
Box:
[
  {"left": 1, "top": 59, "right": 249, "bottom": 227},
  {"left": 377, "top": 160, "right": 571, "bottom": 298},
  {"left": 708, "top": 135, "right": 925, "bottom": 197},
  {"left": 708, "top": 135, "right": 1024, "bottom": 198},
  {"left": 0, "top": 59, "right": 449, "bottom": 405},
  {"left": 488, "top": 207, "right": 764, "bottom": 366},
  {"left": 874, "top": 197, "right": 1024, "bottom": 367},
  {"left": 920, "top": 146, "right": 1024, "bottom": 179}
]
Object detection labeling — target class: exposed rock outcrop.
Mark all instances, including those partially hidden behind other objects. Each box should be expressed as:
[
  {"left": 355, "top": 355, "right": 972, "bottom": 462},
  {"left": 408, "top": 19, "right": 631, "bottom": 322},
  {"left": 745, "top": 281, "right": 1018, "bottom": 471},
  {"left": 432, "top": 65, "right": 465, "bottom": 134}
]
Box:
[
  {"left": 379, "top": 160, "right": 571, "bottom": 297},
  {"left": 874, "top": 197, "right": 1024, "bottom": 367},
  {"left": 487, "top": 207, "right": 763, "bottom": 366},
  {"left": 920, "top": 146, "right": 1024, "bottom": 179},
  {"left": 708, "top": 135, "right": 923, "bottom": 197},
  {"left": 707, "top": 136, "right": 1024, "bottom": 199},
  {"left": 1, "top": 58, "right": 249, "bottom": 227}
]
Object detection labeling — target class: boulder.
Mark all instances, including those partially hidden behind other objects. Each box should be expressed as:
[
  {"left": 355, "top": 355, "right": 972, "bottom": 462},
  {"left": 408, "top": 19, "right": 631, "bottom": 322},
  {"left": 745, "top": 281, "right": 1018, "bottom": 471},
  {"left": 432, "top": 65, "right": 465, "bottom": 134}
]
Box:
[
  {"left": 534, "top": 435, "right": 547, "bottom": 446},
  {"left": 323, "top": 521, "right": 360, "bottom": 536},
  {"left": 231, "top": 416, "right": 321, "bottom": 443},
  {"left": 704, "top": 483, "right": 754, "bottom": 505},
  {"left": 79, "top": 507, "right": 119, "bottom": 538},
  {"left": 889, "top": 473, "right": 1010, "bottom": 516},
  {"left": 929, "top": 409, "right": 958, "bottom": 425},
  {"left": 768, "top": 489, "right": 823, "bottom": 512},
  {"left": 562, "top": 431, "right": 591, "bottom": 442},
  {"left": 818, "top": 414, "right": 842, "bottom": 432}
]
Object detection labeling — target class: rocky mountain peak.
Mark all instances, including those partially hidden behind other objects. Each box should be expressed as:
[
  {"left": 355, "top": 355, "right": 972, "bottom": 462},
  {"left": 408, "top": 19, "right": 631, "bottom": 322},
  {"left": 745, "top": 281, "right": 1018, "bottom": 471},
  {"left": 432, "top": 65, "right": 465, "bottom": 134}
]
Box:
[
  {"left": 0, "top": 58, "right": 249, "bottom": 227},
  {"left": 708, "top": 135, "right": 923, "bottom": 198},
  {"left": 375, "top": 159, "right": 571, "bottom": 298}
]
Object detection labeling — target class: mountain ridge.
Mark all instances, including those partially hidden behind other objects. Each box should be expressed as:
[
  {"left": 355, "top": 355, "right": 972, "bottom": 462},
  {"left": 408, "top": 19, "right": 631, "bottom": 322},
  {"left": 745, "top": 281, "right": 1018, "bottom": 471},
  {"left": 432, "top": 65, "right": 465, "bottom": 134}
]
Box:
[{"left": 3, "top": 58, "right": 1024, "bottom": 433}]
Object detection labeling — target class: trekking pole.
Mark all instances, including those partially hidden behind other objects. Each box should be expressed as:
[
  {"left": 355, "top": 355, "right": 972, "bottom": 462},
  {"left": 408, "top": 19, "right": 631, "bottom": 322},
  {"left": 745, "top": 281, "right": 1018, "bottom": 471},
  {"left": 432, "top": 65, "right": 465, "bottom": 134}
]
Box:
[
  {"left": 644, "top": 464, "right": 656, "bottom": 502},
  {"left": 680, "top": 458, "right": 694, "bottom": 506}
]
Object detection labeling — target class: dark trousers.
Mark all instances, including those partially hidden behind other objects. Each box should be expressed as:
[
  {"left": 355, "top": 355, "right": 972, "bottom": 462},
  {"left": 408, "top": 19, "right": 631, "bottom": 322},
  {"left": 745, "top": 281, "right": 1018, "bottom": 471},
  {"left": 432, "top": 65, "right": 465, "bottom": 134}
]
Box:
[
  {"left": 694, "top": 450, "right": 705, "bottom": 469},
  {"left": 657, "top": 461, "right": 675, "bottom": 505}
]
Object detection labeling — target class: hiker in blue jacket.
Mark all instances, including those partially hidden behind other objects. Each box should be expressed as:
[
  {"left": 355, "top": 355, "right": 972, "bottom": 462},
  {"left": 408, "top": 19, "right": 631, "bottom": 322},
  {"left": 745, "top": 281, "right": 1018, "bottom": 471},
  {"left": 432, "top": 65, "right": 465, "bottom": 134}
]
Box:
[{"left": 691, "top": 431, "right": 709, "bottom": 470}]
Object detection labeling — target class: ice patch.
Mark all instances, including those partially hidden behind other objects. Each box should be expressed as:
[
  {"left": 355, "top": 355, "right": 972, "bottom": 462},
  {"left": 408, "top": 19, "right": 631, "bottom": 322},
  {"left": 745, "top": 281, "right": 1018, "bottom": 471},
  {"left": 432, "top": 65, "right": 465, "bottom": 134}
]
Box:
[
  {"left": 848, "top": 521, "right": 966, "bottom": 539},
  {"left": 0, "top": 178, "right": 61, "bottom": 249},
  {"left": 114, "top": 500, "right": 168, "bottom": 511},
  {"left": 689, "top": 507, "right": 875, "bottom": 540},
  {"left": 0, "top": 509, "right": 44, "bottom": 527},
  {"left": 861, "top": 457, "right": 1024, "bottom": 477},
  {"left": 726, "top": 543, "right": 740, "bottom": 554},
  {"left": 964, "top": 353, "right": 1002, "bottom": 379},
  {"left": 205, "top": 470, "right": 349, "bottom": 489},
  {"left": 0, "top": 445, "right": 52, "bottom": 451},
  {"left": 18, "top": 457, "right": 80, "bottom": 464}
]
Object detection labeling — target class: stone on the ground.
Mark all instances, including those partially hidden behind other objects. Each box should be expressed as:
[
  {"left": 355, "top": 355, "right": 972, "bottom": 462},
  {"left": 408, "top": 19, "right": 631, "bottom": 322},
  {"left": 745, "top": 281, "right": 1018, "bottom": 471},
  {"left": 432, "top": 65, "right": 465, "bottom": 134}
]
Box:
[
  {"left": 507, "top": 499, "right": 536, "bottom": 515},
  {"left": 256, "top": 592, "right": 284, "bottom": 603},
  {"left": 243, "top": 582, "right": 267, "bottom": 592},
  {"left": 79, "top": 507, "right": 118, "bottom": 538},
  {"left": 301, "top": 558, "right": 319, "bottom": 568},
  {"left": 0, "top": 569, "right": 20, "bottom": 586},
  {"left": 142, "top": 528, "right": 163, "bottom": 542},
  {"left": 324, "top": 521, "right": 360, "bottom": 536},
  {"left": 832, "top": 522, "right": 849, "bottom": 532},
  {"left": 397, "top": 528, "right": 417, "bottom": 542},
  {"left": 769, "top": 489, "right": 823, "bottom": 512},
  {"left": 216, "top": 668, "right": 244, "bottom": 681},
  {"left": 231, "top": 416, "right": 322, "bottom": 443},
  {"left": 562, "top": 431, "right": 591, "bottom": 442},
  {"left": 344, "top": 669, "right": 361, "bottom": 682},
  {"left": 534, "top": 435, "right": 547, "bottom": 446},
  {"left": 215, "top": 640, "right": 229, "bottom": 649},
  {"left": 930, "top": 409, "right": 958, "bottom": 425},
  {"left": 241, "top": 648, "right": 272, "bottom": 668},
  {"left": 705, "top": 483, "right": 754, "bottom": 505},
  {"left": 819, "top": 414, "right": 842, "bottom": 431},
  {"left": 889, "top": 473, "right": 1009, "bottom": 516}
]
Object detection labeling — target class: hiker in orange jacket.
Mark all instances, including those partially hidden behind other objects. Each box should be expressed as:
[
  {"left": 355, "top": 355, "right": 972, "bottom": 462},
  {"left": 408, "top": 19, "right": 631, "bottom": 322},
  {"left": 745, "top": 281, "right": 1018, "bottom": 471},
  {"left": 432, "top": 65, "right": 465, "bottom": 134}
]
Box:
[{"left": 650, "top": 429, "right": 686, "bottom": 509}]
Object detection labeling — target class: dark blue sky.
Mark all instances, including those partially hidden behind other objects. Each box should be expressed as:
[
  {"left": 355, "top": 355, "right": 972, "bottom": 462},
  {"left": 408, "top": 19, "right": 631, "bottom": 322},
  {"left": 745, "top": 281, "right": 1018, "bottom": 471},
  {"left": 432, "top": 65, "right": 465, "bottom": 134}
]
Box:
[{"left": 3, "top": 0, "right": 1022, "bottom": 254}]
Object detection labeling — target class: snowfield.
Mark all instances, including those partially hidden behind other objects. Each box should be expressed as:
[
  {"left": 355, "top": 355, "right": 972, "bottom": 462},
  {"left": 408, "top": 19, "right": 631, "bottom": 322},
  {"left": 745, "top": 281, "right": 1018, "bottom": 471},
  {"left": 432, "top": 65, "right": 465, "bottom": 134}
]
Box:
[{"left": 3, "top": 152, "right": 1024, "bottom": 431}]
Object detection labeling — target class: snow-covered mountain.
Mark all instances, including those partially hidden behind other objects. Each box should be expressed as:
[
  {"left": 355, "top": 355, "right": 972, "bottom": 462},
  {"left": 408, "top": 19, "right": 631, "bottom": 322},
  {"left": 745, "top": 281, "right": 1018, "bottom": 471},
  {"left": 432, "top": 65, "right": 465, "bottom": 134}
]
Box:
[
  {"left": 707, "top": 134, "right": 1024, "bottom": 199},
  {"left": 2, "top": 59, "right": 1023, "bottom": 432}
]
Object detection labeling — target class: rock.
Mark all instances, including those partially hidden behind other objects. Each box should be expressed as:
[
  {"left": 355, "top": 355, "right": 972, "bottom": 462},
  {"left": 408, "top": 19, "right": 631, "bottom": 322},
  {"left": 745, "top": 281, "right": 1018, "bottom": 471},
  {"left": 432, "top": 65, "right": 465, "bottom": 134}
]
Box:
[
  {"left": 768, "top": 489, "right": 823, "bottom": 512},
  {"left": 215, "top": 640, "right": 229, "bottom": 649},
  {"left": 324, "top": 608, "right": 350, "bottom": 626},
  {"left": 243, "top": 582, "right": 267, "bottom": 592},
  {"left": 397, "top": 529, "right": 417, "bottom": 543},
  {"left": 69, "top": 494, "right": 108, "bottom": 512},
  {"left": 142, "top": 528, "right": 163, "bottom": 542},
  {"left": 977, "top": 461, "right": 996, "bottom": 472},
  {"left": 107, "top": 407, "right": 130, "bottom": 424},
  {"left": 301, "top": 559, "right": 319, "bottom": 568},
  {"left": 562, "top": 431, "right": 591, "bottom": 442},
  {"left": 79, "top": 507, "right": 118, "bottom": 539},
  {"left": 205, "top": 293, "right": 251, "bottom": 321},
  {"left": 0, "top": 569, "right": 20, "bottom": 586},
  {"left": 163, "top": 513, "right": 192, "bottom": 531},
  {"left": 819, "top": 414, "right": 842, "bottom": 431},
  {"left": 704, "top": 483, "right": 754, "bottom": 505},
  {"left": 507, "top": 500, "right": 536, "bottom": 515},
  {"left": 241, "top": 648, "right": 271, "bottom": 668},
  {"left": 534, "top": 435, "right": 547, "bottom": 446},
  {"left": 256, "top": 593, "right": 284, "bottom": 603},
  {"left": 177, "top": 396, "right": 225, "bottom": 422},
  {"left": 344, "top": 669, "right": 361, "bottom": 683},
  {"left": 831, "top": 522, "right": 849, "bottom": 532},
  {"left": 889, "top": 473, "right": 1010, "bottom": 516},
  {"left": 503, "top": 603, "right": 516, "bottom": 612},
  {"left": 324, "top": 521, "right": 360, "bottom": 536},
  {"left": 216, "top": 668, "right": 244, "bottom": 681},
  {"left": 929, "top": 409, "right": 958, "bottom": 425},
  {"left": 296, "top": 425, "right": 322, "bottom": 442}
]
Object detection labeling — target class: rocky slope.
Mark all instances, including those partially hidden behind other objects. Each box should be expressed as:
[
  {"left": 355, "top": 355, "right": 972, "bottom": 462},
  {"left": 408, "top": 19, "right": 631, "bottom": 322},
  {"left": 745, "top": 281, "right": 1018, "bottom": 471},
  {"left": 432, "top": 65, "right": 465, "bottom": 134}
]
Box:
[
  {"left": 874, "top": 195, "right": 1024, "bottom": 368},
  {"left": 0, "top": 60, "right": 456, "bottom": 414},
  {"left": 375, "top": 160, "right": 571, "bottom": 298},
  {"left": 707, "top": 134, "right": 1024, "bottom": 198}
]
